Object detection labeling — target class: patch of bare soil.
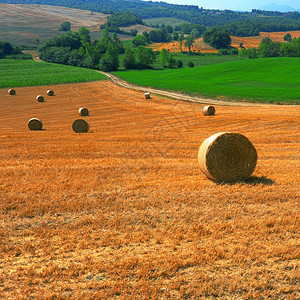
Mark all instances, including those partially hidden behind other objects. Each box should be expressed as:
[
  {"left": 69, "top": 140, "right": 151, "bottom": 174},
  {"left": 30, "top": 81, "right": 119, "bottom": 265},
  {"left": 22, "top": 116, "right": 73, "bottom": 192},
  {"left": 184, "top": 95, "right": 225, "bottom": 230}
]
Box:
[{"left": 0, "top": 81, "right": 299, "bottom": 298}]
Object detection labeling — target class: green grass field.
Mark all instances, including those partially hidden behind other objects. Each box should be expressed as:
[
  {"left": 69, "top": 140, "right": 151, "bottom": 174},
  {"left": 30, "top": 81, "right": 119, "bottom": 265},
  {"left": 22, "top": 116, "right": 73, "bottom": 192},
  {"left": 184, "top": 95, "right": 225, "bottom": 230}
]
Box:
[
  {"left": 0, "top": 59, "right": 107, "bottom": 88},
  {"left": 114, "top": 57, "right": 300, "bottom": 104},
  {"left": 143, "top": 17, "right": 187, "bottom": 27},
  {"left": 154, "top": 54, "right": 242, "bottom": 68}
]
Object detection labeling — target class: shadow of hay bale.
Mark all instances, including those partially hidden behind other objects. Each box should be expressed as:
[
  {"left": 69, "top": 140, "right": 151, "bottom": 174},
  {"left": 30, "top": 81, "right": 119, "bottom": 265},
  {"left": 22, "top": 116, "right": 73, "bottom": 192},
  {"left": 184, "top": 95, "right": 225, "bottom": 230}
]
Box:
[{"left": 214, "top": 176, "right": 275, "bottom": 186}]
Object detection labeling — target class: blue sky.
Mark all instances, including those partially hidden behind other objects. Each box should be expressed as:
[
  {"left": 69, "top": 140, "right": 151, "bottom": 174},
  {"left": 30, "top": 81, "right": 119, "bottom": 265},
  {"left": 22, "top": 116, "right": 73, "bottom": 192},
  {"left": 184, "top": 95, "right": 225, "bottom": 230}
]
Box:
[{"left": 143, "top": 0, "right": 300, "bottom": 11}]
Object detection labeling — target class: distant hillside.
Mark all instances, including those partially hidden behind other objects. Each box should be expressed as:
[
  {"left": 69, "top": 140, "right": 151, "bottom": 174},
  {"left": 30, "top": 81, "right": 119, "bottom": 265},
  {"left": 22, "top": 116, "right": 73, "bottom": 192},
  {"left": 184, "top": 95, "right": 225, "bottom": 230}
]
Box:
[
  {"left": 0, "top": 4, "right": 108, "bottom": 47},
  {"left": 260, "top": 3, "right": 300, "bottom": 12},
  {"left": 0, "top": 0, "right": 300, "bottom": 30}
]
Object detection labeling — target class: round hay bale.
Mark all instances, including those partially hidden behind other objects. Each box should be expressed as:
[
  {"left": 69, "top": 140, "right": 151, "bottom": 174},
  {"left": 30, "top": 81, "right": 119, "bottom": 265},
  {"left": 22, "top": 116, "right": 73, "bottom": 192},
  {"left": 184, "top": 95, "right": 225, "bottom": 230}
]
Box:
[
  {"left": 198, "top": 132, "right": 257, "bottom": 182},
  {"left": 202, "top": 105, "right": 215, "bottom": 116},
  {"left": 79, "top": 107, "right": 89, "bottom": 116},
  {"left": 72, "top": 119, "right": 90, "bottom": 133},
  {"left": 28, "top": 118, "right": 43, "bottom": 130},
  {"left": 8, "top": 89, "right": 16, "bottom": 95},
  {"left": 145, "top": 92, "right": 151, "bottom": 99},
  {"left": 36, "top": 95, "right": 44, "bottom": 102},
  {"left": 47, "top": 89, "right": 54, "bottom": 96}
]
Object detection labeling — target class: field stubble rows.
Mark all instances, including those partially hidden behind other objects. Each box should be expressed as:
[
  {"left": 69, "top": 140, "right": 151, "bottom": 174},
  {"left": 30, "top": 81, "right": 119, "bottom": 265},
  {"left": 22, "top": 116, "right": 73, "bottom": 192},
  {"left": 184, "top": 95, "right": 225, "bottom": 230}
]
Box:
[{"left": 0, "top": 81, "right": 299, "bottom": 298}]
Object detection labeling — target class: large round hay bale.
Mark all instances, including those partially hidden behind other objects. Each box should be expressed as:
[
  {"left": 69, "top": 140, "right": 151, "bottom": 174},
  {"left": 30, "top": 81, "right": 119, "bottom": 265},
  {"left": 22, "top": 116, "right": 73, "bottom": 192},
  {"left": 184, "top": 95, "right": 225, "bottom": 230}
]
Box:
[
  {"left": 145, "top": 92, "right": 151, "bottom": 99},
  {"left": 72, "top": 119, "right": 90, "bottom": 133},
  {"left": 198, "top": 132, "right": 257, "bottom": 182},
  {"left": 8, "top": 89, "right": 16, "bottom": 95},
  {"left": 28, "top": 118, "right": 43, "bottom": 130},
  {"left": 36, "top": 95, "right": 44, "bottom": 102},
  {"left": 47, "top": 89, "right": 54, "bottom": 96},
  {"left": 202, "top": 105, "right": 215, "bottom": 116},
  {"left": 79, "top": 107, "right": 89, "bottom": 116}
]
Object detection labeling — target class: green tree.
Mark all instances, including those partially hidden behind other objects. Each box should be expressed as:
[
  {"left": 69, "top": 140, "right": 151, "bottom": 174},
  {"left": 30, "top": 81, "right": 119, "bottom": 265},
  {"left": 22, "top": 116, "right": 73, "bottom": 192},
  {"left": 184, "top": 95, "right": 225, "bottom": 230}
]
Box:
[
  {"left": 203, "top": 27, "right": 231, "bottom": 49},
  {"left": 160, "top": 48, "right": 168, "bottom": 66},
  {"left": 142, "top": 31, "right": 150, "bottom": 43},
  {"left": 123, "top": 48, "right": 136, "bottom": 69},
  {"left": 178, "top": 34, "right": 185, "bottom": 53},
  {"left": 132, "top": 34, "right": 147, "bottom": 47},
  {"left": 60, "top": 21, "right": 71, "bottom": 31},
  {"left": 248, "top": 47, "right": 259, "bottom": 59},
  {"left": 112, "top": 33, "right": 124, "bottom": 54},
  {"left": 173, "top": 32, "right": 179, "bottom": 41},
  {"left": 130, "top": 29, "right": 138, "bottom": 36},
  {"left": 290, "top": 37, "right": 300, "bottom": 56},
  {"left": 78, "top": 27, "right": 91, "bottom": 43},
  {"left": 0, "top": 41, "right": 13, "bottom": 58},
  {"left": 191, "top": 29, "right": 200, "bottom": 39},
  {"left": 99, "top": 45, "right": 119, "bottom": 71},
  {"left": 160, "top": 48, "right": 176, "bottom": 68},
  {"left": 258, "top": 38, "right": 281, "bottom": 58},
  {"left": 149, "top": 28, "right": 171, "bottom": 43},
  {"left": 136, "top": 46, "right": 156, "bottom": 68},
  {"left": 184, "top": 35, "right": 195, "bottom": 53},
  {"left": 176, "top": 60, "right": 183, "bottom": 68},
  {"left": 165, "top": 25, "right": 173, "bottom": 34},
  {"left": 283, "top": 33, "right": 292, "bottom": 43}
]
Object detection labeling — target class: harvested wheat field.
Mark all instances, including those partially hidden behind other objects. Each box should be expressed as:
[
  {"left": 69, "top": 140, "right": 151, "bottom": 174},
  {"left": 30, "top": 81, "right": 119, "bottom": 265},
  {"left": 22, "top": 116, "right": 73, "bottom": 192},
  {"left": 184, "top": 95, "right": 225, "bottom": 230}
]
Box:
[
  {"left": 0, "top": 81, "right": 299, "bottom": 299},
  {"left": 149, "top": 38, "right": 218, "bottom": 53},
  {"left": 231, "top": 31, "right": 300, "bottom": 49},
  {"left": 151, "top": 31, "right": 300, "bottom": 53},
  {"left": 0, "top": 4, "right": 108, "bottom": 46}
]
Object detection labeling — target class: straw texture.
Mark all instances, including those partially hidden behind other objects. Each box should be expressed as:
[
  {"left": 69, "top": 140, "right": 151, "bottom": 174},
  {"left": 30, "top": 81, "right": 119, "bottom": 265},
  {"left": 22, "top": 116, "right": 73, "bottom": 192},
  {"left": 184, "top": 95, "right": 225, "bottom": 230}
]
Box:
[
  {"left": 145, "top": 92, "right": 151, "bottom": 99},
  {"left": 36, "top": 95, "right": 44, "bottom": 102},
  {"left": 47, "top": 90, "right": 54, "bottom": 96},
  {"left": 202, "top": 105, "right": 215, "bottom": 116},
  {"left": 8, "top": 89, "right": 16, "bottom": 95},
  {"left": 198, "top": 132, "right": 257, "bottom": 182},
  {"left": 28, "top": 118, "right": 43, "bottom": 130},
  {"left": 72, "top": 119, "right": 90, "bottom": 133},
  {"left": 79, "top": 107, "right": 89, "bottom": 116}
]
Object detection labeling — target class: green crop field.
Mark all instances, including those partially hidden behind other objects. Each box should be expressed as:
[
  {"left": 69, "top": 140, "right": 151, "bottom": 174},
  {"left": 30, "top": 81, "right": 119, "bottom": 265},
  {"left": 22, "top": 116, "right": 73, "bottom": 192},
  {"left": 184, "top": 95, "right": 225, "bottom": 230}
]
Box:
[
  {"left": 154, "top": 54, "right": 242, "bottom": 69},
  {"left": 114, "top": 57, "right": 300, "bottom": 104},
  {"left": 0, "top": 59, "right": 107, "bottom": 88}
]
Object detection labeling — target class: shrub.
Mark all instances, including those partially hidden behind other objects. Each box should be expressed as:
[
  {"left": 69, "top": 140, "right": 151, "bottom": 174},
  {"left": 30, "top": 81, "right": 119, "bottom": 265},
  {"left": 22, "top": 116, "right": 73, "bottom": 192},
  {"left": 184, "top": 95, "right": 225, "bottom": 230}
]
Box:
[{"left": 176, "top": 60, "right": 183, "bottom": 68}]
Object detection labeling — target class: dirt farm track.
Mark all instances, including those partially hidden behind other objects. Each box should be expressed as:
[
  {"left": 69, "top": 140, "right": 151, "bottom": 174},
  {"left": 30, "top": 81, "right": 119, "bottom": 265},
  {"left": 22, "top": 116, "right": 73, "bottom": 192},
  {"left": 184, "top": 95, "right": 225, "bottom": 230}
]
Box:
[{"left": 0, "top": 80, "right": 299, "bottom": 298}]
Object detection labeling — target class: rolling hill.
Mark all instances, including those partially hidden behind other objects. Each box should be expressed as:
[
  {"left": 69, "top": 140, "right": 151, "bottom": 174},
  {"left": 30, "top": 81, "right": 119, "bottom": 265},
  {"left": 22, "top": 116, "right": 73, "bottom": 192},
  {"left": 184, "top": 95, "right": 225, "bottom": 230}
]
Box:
[{"left": 0, "top": 3, "right": 108, "bottom": 47}]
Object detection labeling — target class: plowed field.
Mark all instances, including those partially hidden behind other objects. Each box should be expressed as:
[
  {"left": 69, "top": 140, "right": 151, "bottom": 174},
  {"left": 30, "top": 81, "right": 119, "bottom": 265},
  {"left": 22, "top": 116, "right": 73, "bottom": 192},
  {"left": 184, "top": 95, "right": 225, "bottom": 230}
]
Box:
[{"left": 0, "top": 81, "right": 299, "bottom": 298}]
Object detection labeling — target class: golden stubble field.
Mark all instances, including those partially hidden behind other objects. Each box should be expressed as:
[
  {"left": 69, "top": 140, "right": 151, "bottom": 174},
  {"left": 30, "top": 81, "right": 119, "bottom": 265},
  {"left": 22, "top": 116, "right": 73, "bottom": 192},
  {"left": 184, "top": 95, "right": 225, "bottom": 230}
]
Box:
[
  {"left": 0, "top": 81, "right": 299, "bottom": 299},
  {"left": 151, "top": 31, "right": 300, "bottom": 53}
]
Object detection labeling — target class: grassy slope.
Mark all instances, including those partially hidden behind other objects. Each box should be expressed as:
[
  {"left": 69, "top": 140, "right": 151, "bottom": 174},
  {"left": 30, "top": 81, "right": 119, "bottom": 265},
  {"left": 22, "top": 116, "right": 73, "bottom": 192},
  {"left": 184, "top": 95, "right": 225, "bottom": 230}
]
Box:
[
  {"left": 143, "top": 17, "right": 187, "bottom": 27},
  {"left": 114, "top": 57, "right": 300, "bottom": 104},
  {"left": 156, "top": 54, "right": 242, "bottom": 68},
  {"left": 0, "top": 59, "right": 107, "bottom": 88}
]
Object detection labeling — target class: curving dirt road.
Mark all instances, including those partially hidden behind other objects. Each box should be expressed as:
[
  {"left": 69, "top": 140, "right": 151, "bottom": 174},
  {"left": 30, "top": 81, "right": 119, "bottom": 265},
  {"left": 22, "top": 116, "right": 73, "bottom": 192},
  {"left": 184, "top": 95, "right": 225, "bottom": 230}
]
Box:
[
  {"left": 30, "top": 55, "right": 280, "bottom": 108},
  {"left": 100, "top": 71, "right": 269, "bottom": 107}
]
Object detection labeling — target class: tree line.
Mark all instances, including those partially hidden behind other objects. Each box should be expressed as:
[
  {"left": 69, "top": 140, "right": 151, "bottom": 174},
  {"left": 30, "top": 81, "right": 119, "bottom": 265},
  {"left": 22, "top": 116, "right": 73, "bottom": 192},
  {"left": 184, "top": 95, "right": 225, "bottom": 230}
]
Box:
[
  {"left": 37, "top": 28, "right": 161, "bottom": 71},
  {"left": 0, "top": 41, "right": 32, "bottom": 59}
]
